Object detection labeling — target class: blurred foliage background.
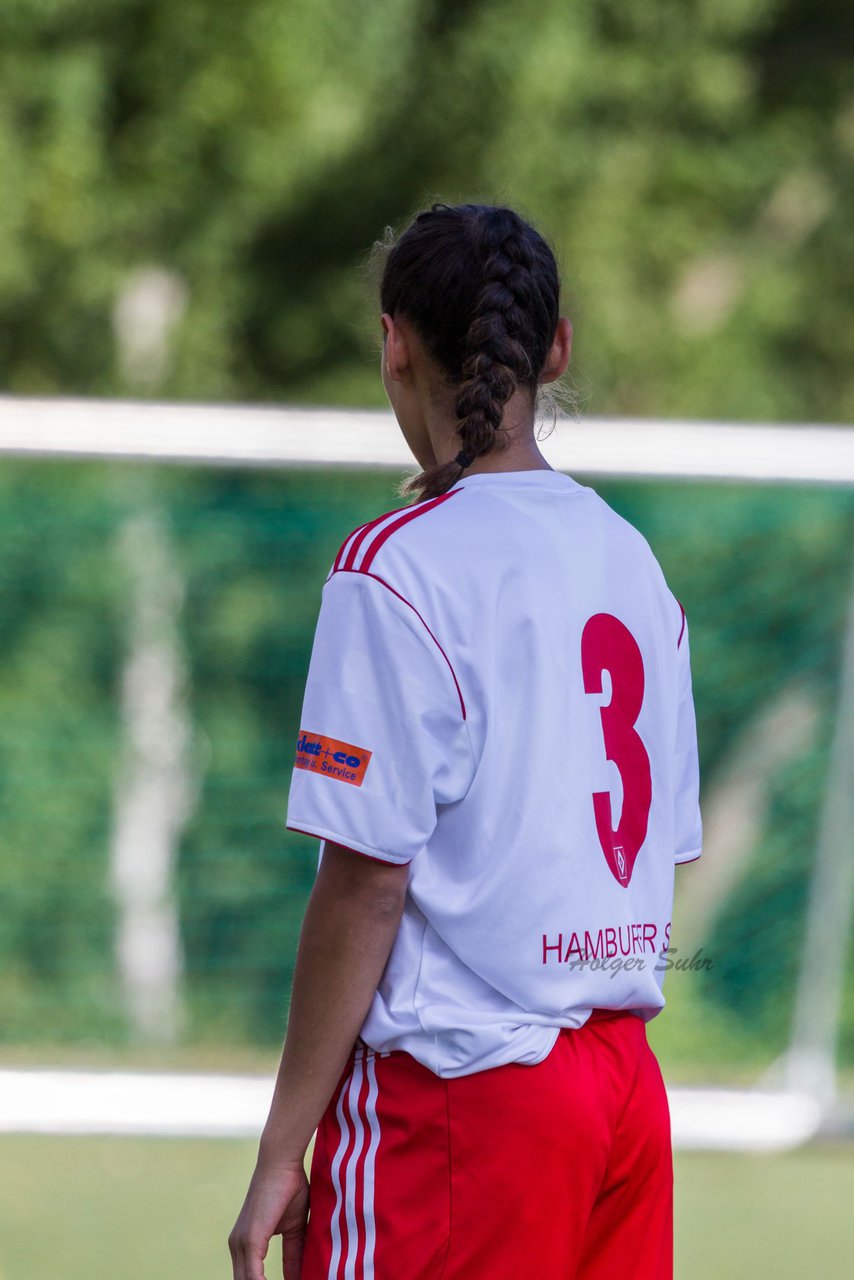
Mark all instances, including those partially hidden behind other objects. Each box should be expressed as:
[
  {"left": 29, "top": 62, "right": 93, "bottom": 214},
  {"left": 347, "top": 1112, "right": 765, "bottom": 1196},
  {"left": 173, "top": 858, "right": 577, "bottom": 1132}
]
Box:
[
  {"left": 0, "top": 0, "right": 853, "bottom": 1077},
  {"left": 1, "top": 0, "right": 852, "bottom": 417}
]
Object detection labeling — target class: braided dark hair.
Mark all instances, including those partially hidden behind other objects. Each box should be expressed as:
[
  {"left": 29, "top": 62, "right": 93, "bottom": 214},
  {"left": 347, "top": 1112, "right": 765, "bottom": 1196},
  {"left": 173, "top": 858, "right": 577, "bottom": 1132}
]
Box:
[{"left": 379, "top": 204, "right": 562, "bottom": 501}]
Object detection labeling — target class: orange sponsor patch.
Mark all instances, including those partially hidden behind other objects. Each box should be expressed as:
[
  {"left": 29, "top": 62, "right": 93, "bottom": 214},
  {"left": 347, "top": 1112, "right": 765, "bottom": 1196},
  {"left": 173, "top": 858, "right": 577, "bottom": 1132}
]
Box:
[{"left": 294, "top": 731, "right": 372, "bottom": 787}]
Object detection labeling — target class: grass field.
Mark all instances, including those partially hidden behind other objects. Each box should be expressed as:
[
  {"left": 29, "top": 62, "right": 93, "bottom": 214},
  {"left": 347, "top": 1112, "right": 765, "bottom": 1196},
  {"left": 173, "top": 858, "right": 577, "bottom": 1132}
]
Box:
[{"left": 1, "top": 1135, "right": 852, "bottom": 1278}]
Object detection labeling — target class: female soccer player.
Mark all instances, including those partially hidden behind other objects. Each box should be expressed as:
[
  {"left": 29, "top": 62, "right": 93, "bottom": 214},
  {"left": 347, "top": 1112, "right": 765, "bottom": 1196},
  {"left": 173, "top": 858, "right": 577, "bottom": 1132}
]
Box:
[{"left": 229, "top": 203, "right": 703, "bottom": 1280}]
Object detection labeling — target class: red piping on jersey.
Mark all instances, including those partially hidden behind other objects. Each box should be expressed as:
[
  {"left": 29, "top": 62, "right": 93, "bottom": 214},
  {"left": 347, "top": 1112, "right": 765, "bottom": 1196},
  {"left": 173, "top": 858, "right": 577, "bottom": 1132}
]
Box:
[
  {"left": 333, "top": 489, "right": 461, "bottom": 574},
  {"left": 358, "top": 489, "right": 461, "bottom": 573},
  {"left": 287, "top": 825, "right": 327, "bottom": 841},
  {"left": 676, "top": 599, "right": 686, "bottom": 648},
  {"left": 676, "top": 851, "right": 701, "bottom": 864},
  {"left": 335, "top": 503, "right": 407, "bottom": 573},
  {"left": 330, "top": 567, "right": 467, "bottom": 720},
  {"left": 286, "top": 826, "right": 412, "bottom": 865}
]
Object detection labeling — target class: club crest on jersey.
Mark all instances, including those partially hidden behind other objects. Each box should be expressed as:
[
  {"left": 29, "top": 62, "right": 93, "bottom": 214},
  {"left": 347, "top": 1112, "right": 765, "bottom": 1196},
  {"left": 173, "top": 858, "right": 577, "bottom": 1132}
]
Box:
[{"left": 295, "top": 731, "right": 372, "bottom": 787}]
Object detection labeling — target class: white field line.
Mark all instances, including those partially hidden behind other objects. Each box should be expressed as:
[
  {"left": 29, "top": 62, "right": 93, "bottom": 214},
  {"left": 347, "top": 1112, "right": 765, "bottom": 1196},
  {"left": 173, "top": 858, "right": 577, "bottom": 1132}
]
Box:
[{"left": 0, "top": 1067, "right": 823, "bottom": 1151}]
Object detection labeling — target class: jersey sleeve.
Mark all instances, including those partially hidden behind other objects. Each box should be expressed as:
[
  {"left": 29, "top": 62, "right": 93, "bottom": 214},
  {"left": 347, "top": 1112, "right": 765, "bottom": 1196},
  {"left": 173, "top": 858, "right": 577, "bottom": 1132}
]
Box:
[
  {"left": 673, "top": 609, "right": 703, "bottom": 864},
  {"left": 285, "top": 571, "right": 475, "bottom": 865}
]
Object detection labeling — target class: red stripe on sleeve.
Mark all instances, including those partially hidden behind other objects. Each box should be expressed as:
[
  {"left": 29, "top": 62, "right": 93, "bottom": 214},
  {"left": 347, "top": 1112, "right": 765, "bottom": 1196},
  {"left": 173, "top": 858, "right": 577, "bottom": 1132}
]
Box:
[
  {"left": 336, "top": 503, "right": 409, "bottom": 573},
  {"left": 358, "top": 490, "right": 461, "bottom": 573}
]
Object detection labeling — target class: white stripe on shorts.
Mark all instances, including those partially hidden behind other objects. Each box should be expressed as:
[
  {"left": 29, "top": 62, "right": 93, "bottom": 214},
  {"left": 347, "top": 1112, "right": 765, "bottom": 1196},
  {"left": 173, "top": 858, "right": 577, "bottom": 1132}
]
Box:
[
  {"left": 361, "top": 1051, "right": 381, "bottom": 1278},
  {"left": 327, "top": 1048, "right": 360, "bottom": 1280},
  {"left": 343, "top": 1050, "right": 367, "bottom": 1280},
  {"left": 326, "top": 1046, "right": 383, "bottom": 1280}
]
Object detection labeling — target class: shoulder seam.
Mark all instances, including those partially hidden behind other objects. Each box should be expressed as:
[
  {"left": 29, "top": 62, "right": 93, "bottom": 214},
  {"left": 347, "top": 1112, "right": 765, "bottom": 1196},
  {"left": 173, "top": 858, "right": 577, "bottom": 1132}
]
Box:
[{"left": 328, "top": 566, "right": 467, "bottom": 721}]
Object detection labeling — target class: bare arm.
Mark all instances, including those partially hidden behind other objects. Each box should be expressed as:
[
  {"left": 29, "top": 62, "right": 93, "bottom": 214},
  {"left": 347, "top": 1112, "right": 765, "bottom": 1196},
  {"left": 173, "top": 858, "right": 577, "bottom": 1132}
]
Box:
[
  {"left": 260, "top": 840, "right": 408, "bottom": 1158},
  {"left": 229, "top": 840, "right": 409, "bottom": 1280}
]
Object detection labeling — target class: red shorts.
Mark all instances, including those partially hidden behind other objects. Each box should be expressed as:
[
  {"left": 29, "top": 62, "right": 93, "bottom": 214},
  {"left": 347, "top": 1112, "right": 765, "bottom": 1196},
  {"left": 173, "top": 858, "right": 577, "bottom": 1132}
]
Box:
[{"left": 301, "top": 1009, "right": 673, "bottom": 1280}]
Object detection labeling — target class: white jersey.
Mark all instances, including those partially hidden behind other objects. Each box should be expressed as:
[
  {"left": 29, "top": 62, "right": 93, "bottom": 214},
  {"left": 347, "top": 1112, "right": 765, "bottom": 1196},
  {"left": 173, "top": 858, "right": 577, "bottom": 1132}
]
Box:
[{"left": 286, "top": 469, "right": 703, "bottom": 1078}]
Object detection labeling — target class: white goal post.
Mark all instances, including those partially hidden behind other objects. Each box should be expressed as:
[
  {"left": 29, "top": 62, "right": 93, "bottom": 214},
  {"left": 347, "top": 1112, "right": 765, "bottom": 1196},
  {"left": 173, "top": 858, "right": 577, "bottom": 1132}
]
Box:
[{"left": 1, "top": 394, "right": 852, "bottom": 1148}]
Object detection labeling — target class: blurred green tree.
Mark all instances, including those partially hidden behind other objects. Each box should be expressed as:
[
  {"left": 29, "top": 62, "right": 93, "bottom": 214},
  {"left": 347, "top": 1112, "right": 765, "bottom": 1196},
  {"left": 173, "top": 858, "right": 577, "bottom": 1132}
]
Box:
[{"left": 0, "top": 0, "right": 850, "bottom": 420}]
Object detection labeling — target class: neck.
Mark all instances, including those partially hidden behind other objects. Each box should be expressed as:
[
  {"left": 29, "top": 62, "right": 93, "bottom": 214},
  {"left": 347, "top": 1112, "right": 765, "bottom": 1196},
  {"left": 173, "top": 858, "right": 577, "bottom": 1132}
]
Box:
[
  {"left": 462, "top": 439, "right": 553, "bottom": 476},
  {"left": 425, "top": 389, "right": 554, "bottom": 476}
]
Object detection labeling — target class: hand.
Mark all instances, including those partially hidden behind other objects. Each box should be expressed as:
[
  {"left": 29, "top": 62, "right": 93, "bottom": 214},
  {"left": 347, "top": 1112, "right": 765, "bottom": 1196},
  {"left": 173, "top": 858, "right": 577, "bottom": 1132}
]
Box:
[{"left": 228, "top": 1156, "right": 309, "bottom": 1280}]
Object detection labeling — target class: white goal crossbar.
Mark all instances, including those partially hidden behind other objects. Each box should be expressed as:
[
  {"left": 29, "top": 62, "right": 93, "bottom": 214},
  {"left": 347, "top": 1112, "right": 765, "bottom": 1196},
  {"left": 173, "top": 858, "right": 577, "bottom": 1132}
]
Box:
[{"left": 1, "top": 395, "right": 853, "bottom": 484}]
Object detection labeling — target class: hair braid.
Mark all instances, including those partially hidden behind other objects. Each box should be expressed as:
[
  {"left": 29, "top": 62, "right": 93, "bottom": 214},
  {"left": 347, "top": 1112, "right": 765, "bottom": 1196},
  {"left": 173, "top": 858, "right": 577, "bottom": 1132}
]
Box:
[
  {"left": 453, "top": 210, "right": 545, "bottom": 473},
  {"left": 378, "top": 204, "right": 562, "bottom": 501}
]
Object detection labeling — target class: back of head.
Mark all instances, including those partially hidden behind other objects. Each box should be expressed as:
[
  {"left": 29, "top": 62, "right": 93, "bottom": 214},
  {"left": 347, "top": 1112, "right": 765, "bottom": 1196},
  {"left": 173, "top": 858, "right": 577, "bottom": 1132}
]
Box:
[{"left": 379, "top": 203, "right": 561, "bottom": 501}]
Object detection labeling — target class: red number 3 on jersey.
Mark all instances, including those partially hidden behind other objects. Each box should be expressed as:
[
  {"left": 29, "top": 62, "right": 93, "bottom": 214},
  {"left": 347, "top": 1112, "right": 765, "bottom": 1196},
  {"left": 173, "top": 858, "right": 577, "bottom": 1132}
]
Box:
[{"left": 581, "top": 613, "right": 652, "bottom": 887}]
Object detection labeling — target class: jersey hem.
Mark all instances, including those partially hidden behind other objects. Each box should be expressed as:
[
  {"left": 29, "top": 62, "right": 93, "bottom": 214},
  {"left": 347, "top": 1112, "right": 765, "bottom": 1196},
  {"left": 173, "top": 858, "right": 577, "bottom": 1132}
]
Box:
[
  {"left": 286, "top": 821, "right": 413, "bottom": 866},
  {"left": 360, "top": 1023, "right": 564, "bottom": 1078},
  {"left": 526, "top": 1024, "right": 562, "bottom": 1066},
  {"left": 674, "top": 847, "right": 702, "bottom": 864}
]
